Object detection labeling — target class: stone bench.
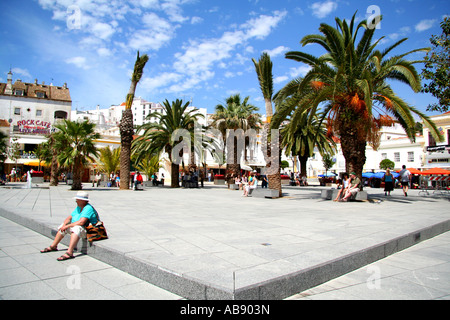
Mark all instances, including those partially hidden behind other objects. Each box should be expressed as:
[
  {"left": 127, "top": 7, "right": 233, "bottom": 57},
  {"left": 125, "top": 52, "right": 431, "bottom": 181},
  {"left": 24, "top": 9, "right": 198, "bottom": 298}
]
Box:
[
  {"left": 229, "top": 184, "right": 240, "bottom": 190},
  {"left": 321, "top": 189, "right": 367, "bottom": 201},
  {"left": 250, "top": 188, "right": 280, "bottom": 199}
]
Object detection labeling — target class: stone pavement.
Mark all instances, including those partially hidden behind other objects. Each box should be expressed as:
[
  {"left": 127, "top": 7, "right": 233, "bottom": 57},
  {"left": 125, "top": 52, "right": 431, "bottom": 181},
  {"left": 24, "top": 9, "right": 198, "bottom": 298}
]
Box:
[{"left": 0, "top": 181, "right": 449, "bottom": 300}]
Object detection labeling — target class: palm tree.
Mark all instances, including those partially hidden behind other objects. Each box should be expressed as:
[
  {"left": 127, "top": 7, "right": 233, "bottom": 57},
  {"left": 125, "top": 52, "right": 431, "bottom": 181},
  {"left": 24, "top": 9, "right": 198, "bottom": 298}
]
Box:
[
  {"left": 273, "top": 13, "right": 443, "bottom": 182},
  {"left": 252, "top": 52, "right": 282, "bottom": 196},
  {"left": 281, "top": 109, "right": 336, "bottom": 178},
  {"left": 210, "top": 94, "right": 261, "bottom": 183},
  {"left": 119, "top": 51, "right": 149, "bottom": 190},
  {"left": 134, "top": 152, "right": 164, "bottom": 181},
  {"left": 53, "top": 120, "right": 100, "bottom": 190},
  {"left": 132, "top": 99, "right": 203, "bottom": 188},
  {"left": 97, "top": 146, "right": 121, "bottom": 175}
]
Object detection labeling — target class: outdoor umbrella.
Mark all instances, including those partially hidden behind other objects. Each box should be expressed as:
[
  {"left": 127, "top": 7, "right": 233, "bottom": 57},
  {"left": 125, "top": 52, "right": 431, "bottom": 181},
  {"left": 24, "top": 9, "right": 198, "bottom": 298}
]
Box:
[
  {"left": 406, "top": 168, "right": 423, "bottom": 175},
  {"left": 421, "top": 167, "right": 450, "bottom": 175},
  {"left": 362, "top": 172, "right": 375, "bottom": 178},
  {"left": 373, "top": 172, "right": 386, "bottom": 179}
]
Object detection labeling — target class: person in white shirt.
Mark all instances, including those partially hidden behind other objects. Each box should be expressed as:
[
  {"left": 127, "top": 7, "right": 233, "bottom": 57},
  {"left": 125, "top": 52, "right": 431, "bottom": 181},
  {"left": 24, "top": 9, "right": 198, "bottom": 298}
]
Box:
[{"left": 398, "top": 165, "right": 411, "bottom": 197}]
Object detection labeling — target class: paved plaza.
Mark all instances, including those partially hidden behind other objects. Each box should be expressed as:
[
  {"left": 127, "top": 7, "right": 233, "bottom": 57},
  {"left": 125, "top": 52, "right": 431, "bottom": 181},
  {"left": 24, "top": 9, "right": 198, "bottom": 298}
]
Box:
[{"left": 1, "top": 181, "right": 450, "bottom": 300}]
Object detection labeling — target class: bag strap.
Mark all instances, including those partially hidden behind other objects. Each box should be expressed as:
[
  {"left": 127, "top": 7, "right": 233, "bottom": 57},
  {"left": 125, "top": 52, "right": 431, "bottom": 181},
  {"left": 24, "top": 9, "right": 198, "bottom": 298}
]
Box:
[{"left": 87, "top": 204, "right": 101, "bottom": 223}]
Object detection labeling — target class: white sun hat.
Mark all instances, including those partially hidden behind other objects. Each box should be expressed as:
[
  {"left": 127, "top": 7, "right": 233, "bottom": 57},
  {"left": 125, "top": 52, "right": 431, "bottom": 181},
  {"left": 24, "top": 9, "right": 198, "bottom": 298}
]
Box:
[{"left": 74, "top": 191, "right": 89, "bottom": 202}]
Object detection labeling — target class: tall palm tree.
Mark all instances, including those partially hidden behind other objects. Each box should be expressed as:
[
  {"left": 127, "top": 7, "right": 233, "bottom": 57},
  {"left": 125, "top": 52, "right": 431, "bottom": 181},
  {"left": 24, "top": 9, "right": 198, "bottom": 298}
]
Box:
[
  {"left": 273, "top": 13, "right": 443, "bottom": 183},
  {"left": 119, "top": 51, "right": 149, "bottom": 190},
  {"left": 281, "top": 109, "right": 336, "bottom": 178},
  {"left": 252, "top": 52, "right": 282, "bottom": 196},
  {"left": 53, "top": 120, "right": 100, "bottom": 190},
  {"left": 132, "top": 99, "right": 203, "bottom": 188},
  {"left": 210, "top": 94, "right": 261, "bottom": 183}
]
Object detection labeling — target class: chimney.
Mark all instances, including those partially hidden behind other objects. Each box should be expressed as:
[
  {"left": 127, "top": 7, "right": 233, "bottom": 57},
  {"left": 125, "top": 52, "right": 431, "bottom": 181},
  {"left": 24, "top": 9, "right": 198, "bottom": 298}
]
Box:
[{"left": 4, "top": 70, "right": 13, "bottom": 95}]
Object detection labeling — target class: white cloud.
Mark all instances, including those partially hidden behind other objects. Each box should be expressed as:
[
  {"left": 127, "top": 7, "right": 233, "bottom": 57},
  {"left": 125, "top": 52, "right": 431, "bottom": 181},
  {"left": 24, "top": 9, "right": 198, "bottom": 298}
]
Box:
[
  {"left": 91, "top": 22, "right": 115, "bottom": 40},
  {"left": 310, "top": 1, "right": 338, "bottom": 19},
  {"left": 242, "top": 10, "right": 287, "bottom": 40},
  {"left": 129, "top": 13, "right": 176, "bottom": 51},
  {"left": 263, "top": 46, "right": 289, "bottom": 58},
  {"left": 290, "top": 66, "right": 311, "bottom": 78},
  {"left": 170, "top": 11, "right": 287, "bottom": 93},
  {"left": 65, "top": 56, "right": 89, "bottom": 69},
  {"left": 11, "top": 68, "right": 32, "bottom": 80},
  {"left": 415, "top": 19, "right": 436, "bottom": 32}
]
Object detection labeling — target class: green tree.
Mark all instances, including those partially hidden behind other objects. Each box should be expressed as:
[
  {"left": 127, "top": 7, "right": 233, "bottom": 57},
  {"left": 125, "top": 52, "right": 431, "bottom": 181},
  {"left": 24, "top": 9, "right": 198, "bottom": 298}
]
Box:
[
  {"left": 252, "top": 52, "right": 282, "bottom": 196},
  {"left": 210, "top": 94, "right": 261, "bottom": 183},
  {"left": 273, "top": 13, "right": 443, "bottom": 183},
  {"left": 53, "top": 120, "right": 100, "bottom": 190},
  {"left": 132, "top": 99, "right": 203, "bottom": 188},
  {"left": 379, "top": 158, "right": 395, "bottom": 170},
  {"left": 421, "top": 17, "right": 450, "bottom": 112},
  {"left": 119, "top": 51, "right": 149, "bottom": 190},
  {"left": 281, "top": 109, "right": 336, "bottom": 178}
]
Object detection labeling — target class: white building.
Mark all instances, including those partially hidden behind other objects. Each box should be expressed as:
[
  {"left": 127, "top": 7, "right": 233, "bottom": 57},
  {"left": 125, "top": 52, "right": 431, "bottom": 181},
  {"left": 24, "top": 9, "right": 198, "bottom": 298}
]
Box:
[
  {"left": 423, "top": 111, "right": 450, "bottom": 169},
  {"left": 0, "top": 71, "right": 71, "bottom": 174}
]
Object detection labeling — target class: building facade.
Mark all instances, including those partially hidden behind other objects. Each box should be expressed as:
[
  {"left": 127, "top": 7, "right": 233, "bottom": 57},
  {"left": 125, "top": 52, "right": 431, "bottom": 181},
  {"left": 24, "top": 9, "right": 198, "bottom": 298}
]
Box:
[{"left": 0, "top": 71, "right": 71, "bottom": 175}]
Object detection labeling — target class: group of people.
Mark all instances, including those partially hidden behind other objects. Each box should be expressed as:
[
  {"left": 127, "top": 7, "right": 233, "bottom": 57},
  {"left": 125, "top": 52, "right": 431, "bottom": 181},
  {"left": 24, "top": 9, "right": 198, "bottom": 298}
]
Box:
[
  {"left": 333, "top": 172, "right": 361, "bottom": 202},
  {"left": 377, "top": 165, "right": 412, "bottom": 197},
  {"left": 334, "top": 165, "right": 412, "bottom": 201},
  {"left": 232, "top": 171, "right": 266, "bottom": 196}
]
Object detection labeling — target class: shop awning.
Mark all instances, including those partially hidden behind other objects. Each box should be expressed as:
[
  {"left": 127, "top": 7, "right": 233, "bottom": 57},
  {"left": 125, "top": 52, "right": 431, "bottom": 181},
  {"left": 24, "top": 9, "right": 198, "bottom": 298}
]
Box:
[
  {"left": 421, "top": 167, "right": 450, "bottom": 175},
  {"left": 15, "top": 138, "right": 47, "bottom": 145},
  {"left": 23, "top": 160, "right": 49, "bottom": 167}
]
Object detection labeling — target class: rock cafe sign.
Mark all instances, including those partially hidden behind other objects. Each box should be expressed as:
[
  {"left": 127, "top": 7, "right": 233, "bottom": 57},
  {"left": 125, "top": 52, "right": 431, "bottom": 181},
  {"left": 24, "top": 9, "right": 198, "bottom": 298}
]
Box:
[{"left": 16, "top": 119, "right": 52, "bottom": 134}]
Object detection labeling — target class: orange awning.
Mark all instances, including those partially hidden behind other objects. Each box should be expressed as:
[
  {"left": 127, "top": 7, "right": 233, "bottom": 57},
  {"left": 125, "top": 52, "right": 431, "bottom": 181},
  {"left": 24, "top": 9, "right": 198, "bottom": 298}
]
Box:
[
  {"left": 406, "top": 168, "right": 423, "bottom": 175},
  {"left": 421, "top": 167, "right": 450, "bottom": 175}
]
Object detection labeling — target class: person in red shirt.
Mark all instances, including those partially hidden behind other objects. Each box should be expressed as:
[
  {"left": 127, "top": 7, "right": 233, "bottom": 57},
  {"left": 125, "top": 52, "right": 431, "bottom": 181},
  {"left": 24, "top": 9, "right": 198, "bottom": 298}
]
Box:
[{"left": 134, "top": 171, "right": 143, "bottom": 190}]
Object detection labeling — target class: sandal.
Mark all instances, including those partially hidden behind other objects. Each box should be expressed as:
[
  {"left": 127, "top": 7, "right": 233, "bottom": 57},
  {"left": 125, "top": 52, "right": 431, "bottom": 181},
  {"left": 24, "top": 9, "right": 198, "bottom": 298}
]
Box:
[
  {"left": 57, "top": 252, "right": 74, "bottom": 261},
  {"left": 40, "top": 246, "right": 58, "bottom": 253}
]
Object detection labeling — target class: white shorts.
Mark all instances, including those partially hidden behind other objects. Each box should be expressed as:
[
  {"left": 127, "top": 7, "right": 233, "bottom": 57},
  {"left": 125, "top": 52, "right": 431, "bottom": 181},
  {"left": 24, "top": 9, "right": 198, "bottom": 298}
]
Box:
[{"left": 58, "top": 224, "right": 86, "bottom": 238}]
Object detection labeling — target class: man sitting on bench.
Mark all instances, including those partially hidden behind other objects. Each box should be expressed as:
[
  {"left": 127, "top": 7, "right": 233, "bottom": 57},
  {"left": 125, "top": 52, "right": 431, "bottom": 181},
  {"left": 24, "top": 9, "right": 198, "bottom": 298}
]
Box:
[{"left": 341, "top": 172, "right": 361, "bottom": 202}]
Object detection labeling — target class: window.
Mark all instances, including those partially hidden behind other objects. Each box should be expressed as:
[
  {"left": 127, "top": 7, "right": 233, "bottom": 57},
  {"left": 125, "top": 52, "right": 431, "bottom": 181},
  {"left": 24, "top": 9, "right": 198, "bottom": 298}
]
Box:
[
  {"left": 36, "top": 110, "right": 42, "bottom": 117},
  {"left": 381, "top": 153, "right": 387, "bottom": 160},
  {"left": 36, "top": 91, "right": 46, "bottom": 98},
  {"left": 407, "top": 151, "right": 414, "bottom": 162},
  {"left": 14, "top": 107, "right": 21, "bottom": 115},
  {"left": 394, "top": 152, "right": 400, "bottom": 162},
  {"left": 14, "top": 89, "right": 24, "bottom": 96},
  {"left": 428, "top": 132, "right": 436, "bottom": 147}
]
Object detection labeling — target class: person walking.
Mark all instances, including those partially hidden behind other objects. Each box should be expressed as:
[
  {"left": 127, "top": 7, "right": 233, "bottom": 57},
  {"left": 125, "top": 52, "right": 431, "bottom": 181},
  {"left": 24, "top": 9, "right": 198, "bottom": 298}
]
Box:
[
  {"left": 383, "top": 169, "right": 394, "bottom": 196},
  {"left": 399, "top": 165, "right": 411, "bottom": 197}
]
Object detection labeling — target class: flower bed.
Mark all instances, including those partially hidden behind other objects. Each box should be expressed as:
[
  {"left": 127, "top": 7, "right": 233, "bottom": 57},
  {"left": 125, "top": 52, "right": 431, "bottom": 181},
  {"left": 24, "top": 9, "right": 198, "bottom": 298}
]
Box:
[
  {"left": 31, "top": 171, "right": 44, "bottom": 177},
  {"left": 280, "top": 174, "right": 290, "bottom": 184},
  {"left": 214, "top": 174, "right": 225, "bottom": 185}
]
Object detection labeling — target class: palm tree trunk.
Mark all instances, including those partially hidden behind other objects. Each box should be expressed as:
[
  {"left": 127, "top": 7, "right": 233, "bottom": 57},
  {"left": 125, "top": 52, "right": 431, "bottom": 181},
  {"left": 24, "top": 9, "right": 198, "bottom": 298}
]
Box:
[
  {"left": 119, "top": 108, "right": 133, "bottom": 190},
  {"left": 299, "top": 154, "right": 308, "bottom": 178},
  {"left": 171, "top": 162, "right": 180, "bottom": 188},
  {"left": 71, "top": 159, "right": 83, "bottom": 190},
  {"left": 49, "top": 135, "right": 59, "bottom": 186},
  {"left": 340, "top": 127, "right": 366, "bottom": 189}
]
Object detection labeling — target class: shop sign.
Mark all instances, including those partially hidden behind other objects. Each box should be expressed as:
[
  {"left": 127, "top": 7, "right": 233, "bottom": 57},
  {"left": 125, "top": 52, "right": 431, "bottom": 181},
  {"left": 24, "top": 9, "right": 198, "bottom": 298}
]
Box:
[{"left": 16, "top": 119, "right": 52, "bottom": 134}]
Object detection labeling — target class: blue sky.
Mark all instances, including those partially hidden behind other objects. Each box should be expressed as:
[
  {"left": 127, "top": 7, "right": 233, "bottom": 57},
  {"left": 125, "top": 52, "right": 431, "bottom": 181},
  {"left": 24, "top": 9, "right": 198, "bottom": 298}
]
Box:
[{"left": 0, "top": 0, "right": 449, "bottom": 116}]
